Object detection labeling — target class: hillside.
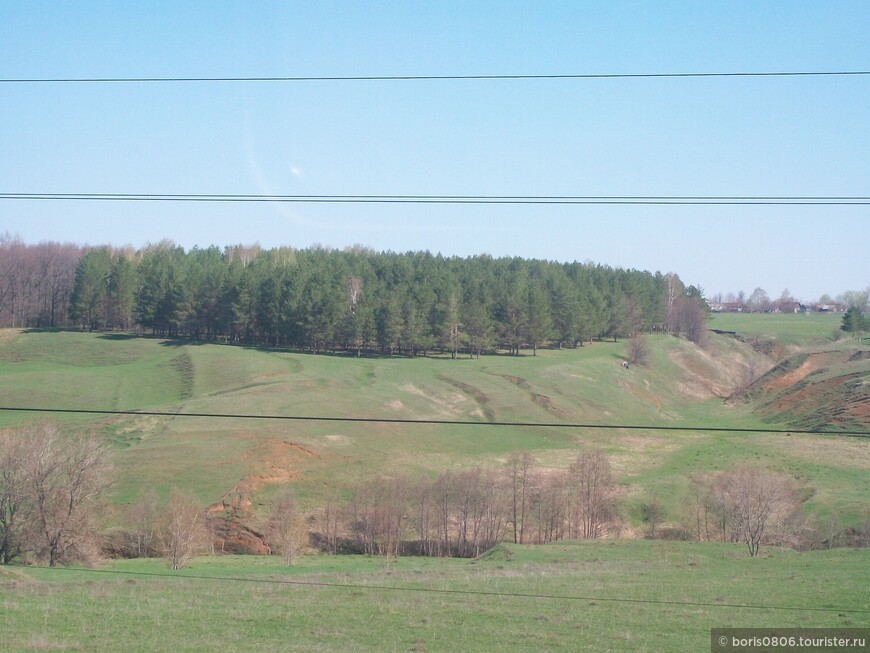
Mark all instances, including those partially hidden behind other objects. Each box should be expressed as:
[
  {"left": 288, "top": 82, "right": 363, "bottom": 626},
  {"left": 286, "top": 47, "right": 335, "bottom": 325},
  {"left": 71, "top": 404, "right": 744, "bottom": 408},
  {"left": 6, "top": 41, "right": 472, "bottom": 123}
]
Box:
[
  {"left": 2, "top": 324, "right": 868, "bottom": 548},
  {"left": 728, "top": 347, "right": 870, "bottom": 432}
]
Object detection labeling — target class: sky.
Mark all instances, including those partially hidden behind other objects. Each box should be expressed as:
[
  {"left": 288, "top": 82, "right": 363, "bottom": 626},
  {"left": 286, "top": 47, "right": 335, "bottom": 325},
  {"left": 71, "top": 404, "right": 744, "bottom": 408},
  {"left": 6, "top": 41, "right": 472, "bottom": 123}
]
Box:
[{"left": 1, "top": 2, "right": 868, "bottom": 302}]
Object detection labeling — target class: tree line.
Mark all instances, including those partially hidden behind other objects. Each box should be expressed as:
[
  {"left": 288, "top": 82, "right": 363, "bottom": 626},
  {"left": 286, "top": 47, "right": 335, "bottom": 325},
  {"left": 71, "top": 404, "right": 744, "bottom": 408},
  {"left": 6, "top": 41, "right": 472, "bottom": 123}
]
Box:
[
  {"left": 4, "top": 422, "right": 865, "bottom": 569},
  {"left": 311, "top": 454, "right": 815, "bottom": 559},
  {"left": 1, "top": 236, "right": 710, "bottom": 353},
  {"left": 99, "top": 445, "right": 833, "bottom": 563}
]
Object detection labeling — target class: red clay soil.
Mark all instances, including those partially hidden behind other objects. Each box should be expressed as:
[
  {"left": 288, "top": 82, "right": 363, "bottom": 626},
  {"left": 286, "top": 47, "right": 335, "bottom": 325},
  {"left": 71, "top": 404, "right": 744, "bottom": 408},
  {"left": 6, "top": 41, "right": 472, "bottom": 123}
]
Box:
[
  {"left": 765, "top": 352, "right": 831, "bottom": 393},
  {"left": 206, "top": 440, "right": 317, "bottom": 554},
  {"left": 753, "top": 349, "right": 870, "bottom": 430}
]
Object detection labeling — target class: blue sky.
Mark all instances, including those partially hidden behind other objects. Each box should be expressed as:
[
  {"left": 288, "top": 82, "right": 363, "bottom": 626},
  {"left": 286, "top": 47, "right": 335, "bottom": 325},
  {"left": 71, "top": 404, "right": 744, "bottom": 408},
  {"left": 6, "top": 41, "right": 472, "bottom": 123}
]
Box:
[{"left": 1, "top": 2, "right": 867, "bottom": 301}]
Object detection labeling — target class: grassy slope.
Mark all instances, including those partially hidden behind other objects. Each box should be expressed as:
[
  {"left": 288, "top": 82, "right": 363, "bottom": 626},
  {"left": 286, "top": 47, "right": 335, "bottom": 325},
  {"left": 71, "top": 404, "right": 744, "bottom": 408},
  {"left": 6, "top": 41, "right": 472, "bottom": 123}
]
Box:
[
  {"left": 0, "top": 330, "right": 763, "bottom": 511},
  {"left": 3, "top": 542, "right": 868, "bottom": 653},
  {"left": 2, "top": 321, "right": 869, "bottom": 652},
  {"left": 0, "top": 322, "right": 867, "bottom": 526},
  {"left": 716, "top": 314, "right": 869, "bottom": 460}
]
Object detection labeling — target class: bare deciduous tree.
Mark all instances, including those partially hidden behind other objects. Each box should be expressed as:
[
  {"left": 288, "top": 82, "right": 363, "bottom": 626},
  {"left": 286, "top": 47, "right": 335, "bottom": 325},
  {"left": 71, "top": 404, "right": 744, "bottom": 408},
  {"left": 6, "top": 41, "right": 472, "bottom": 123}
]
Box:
[
  {"left": 747, "top": 287, "right": 770, "bottom": 313},
  {"left": 346, "top": 276, "right": 363, "bottom": 314},
  {"left": 266, "top": 488, "right": 308, "bottom": 565},
  {"left": 680, "top": 298, "right": 708, "bottom": 346},
  {"left": 158, "top": 488, "right": 207, "bottom": 570},
  {"left": 505, "top": 452, "right": 533, "bottom": 544},
  {"left": 567, "top": 450, "right": 617, "bottom": 540},
  {"left": 478, "top": 468, "right": 508, "bottom": 551},
  {"left": 681, "top": 472, "right": 717, "bottom": 542},
  {"left": 123, "top": 488, "right": 160, "bottom": 558},
  {"left": 318, "top": 489, "right": 342, "bottom": 555},
  {"left": 0, "top": 429, "right": 30, "bottom": 564},
  {"left": 664, "top": 273, "right": 684, "bottom": 335},
  {"left": 412, "top": 476, "right": 435, "bottom": 556},
  {"left": 529, "top": 471, "right": 567, "bottom": 544},
  {"left": 714, "top": 466, "right": 801, "bottom": 557},
  {"left": 5, "top": 421, "right": 112, "bottom": 567},
  {"left": 434, "top": 470, "right": 455, "bottom": 557}
]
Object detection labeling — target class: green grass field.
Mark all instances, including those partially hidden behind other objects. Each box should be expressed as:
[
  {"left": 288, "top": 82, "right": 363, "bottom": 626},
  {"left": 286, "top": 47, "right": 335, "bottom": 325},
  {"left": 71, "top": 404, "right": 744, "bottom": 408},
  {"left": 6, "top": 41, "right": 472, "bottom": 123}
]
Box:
[
  {"left": 709, "top": 311, "right": 843, "bottom": 347},
  {"left": 1, "top": 320, "right": 869, "bottom": 652},
  {"left": 3, "top": 541, "right": 868, "bottom": 652},
  {"left": 0, "top": 325, "right": 867, "bottom": 524}
]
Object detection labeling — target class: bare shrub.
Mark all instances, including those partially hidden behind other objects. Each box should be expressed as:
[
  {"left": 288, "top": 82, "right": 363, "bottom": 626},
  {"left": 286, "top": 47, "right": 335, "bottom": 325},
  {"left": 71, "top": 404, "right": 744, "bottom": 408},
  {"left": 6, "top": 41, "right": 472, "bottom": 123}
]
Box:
[
  {"left": 626, "top": 335, "right": 651, "bottom": 367},
  {"left": 640, "top": 497, "right": 663, "bottom": 539},
  {"left": 856, "top": 515, "right": 870, "bottom": 548},
  {"left": 738, "top": 359, "right": 762, "bottom": 392}
]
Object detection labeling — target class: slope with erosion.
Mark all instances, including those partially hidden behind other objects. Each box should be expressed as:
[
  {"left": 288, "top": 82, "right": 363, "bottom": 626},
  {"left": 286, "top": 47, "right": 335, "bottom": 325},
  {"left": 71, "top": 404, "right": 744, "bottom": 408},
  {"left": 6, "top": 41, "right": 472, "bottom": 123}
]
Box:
[
  {"left": 727, "top": 345, "right": 870, "bottom": 432},
  {"left": 1, "top": 327, "right": 867, "bottom": 550},
  {"left": 121, "top": 333, "right": 770, "bottom": 551}
]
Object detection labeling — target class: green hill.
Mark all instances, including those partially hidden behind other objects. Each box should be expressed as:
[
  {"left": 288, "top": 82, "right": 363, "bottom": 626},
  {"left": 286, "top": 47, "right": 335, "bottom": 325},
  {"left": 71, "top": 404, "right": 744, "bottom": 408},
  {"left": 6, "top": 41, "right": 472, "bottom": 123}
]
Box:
[{"left": 2, "top": 322, "right": 868, "bottom": 543}]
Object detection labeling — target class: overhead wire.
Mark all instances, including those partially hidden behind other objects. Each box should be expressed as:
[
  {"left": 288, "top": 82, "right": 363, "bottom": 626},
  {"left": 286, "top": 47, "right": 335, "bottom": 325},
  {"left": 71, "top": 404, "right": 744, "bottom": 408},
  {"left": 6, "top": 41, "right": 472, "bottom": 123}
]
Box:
[
  {"left": 1, "top": 406, "right": 867, "bottom": 438},
  {"left": 1, "top": 193, "right": 869, "bottom": 205},
  {"left": 3, "top": 68, "right": 867, "bottom": 205},
  {"left": 2, "top": 70, "right": 869, "bottom": 84},
  {"left": 23, "top": 564, "right": 870, "bottom": 614},
  {"left": 4, "top": 62, "right": 868, "bottom": 625}
]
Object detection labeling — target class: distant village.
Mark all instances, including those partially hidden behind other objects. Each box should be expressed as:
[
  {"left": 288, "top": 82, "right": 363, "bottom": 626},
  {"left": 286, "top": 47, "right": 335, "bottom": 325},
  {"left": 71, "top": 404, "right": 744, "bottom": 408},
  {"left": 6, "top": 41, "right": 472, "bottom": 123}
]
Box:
[{"left": 708, "top": 300, "right": 847, "bottom": 314}]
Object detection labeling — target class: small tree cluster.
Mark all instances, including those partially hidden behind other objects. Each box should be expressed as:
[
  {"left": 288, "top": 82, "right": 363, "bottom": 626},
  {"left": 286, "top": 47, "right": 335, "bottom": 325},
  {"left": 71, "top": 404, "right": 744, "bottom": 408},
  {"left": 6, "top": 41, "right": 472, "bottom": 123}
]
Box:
[
  {"left": 681, "top": 467, "right": 804, "bottom": 556},
  {"left": 664, "top": 274, "right": 709, "bottom": 345},
  {"left": 316, "top": 450, "right": 619, "bottom": 558},
  {"left": 0, "top": 421, "right": 112, "bottom": 566},
  {"left": 111, "top": 487, "right": 209, "bottom": 569}
]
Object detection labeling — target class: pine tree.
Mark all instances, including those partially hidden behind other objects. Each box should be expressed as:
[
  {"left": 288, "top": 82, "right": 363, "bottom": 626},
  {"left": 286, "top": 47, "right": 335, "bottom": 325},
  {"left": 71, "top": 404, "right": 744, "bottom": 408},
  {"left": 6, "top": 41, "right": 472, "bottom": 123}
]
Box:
[
  {"left": 841, "top": 306, "right": 866, "bottom": 334},
  {"left": 69, "top": 247, "right": 112, "bottom": 330}
]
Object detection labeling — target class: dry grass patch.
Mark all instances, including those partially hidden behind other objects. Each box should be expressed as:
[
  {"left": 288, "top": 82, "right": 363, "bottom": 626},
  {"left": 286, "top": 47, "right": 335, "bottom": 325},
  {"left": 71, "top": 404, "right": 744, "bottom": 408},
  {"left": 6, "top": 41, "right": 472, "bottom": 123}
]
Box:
[
  {"left": 763, "top": 434, "right": 870, "bottom": 470},
  {"left": 0, "top": 327, "right": 22, "bottom": 344}
]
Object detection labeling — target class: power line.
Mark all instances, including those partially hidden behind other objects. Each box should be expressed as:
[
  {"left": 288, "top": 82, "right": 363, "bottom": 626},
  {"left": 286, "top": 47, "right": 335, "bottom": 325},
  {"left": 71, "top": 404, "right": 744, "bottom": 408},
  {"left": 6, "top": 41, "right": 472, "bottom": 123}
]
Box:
[
  {"left": 2, "top": 70, "right": 869, "bottom": 84},
  {"left": 2, "top": 406, "right": 867, "bottom": 438},
  {"left": 1, "top": 193, "right": 869, "bottom": 206},
  {"left": 27, "top": 564, "right": 870, "bottom": 614}
]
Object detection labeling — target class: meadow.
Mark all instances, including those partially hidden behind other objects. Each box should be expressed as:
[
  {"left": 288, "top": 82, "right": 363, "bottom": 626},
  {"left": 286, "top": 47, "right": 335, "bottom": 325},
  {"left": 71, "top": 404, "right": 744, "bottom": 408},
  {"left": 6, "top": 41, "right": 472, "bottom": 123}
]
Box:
[
  {"left": 3, "top": 541, "right": 869, "bottom": 653},
  {"left": 1, "top": 315, "right": 868, "bottom": 651},
  {"left": 0, "top": 319, "right": 867, "bottom": 526},
  {"left": 708, "top": 311, "right": 843, "bottom": 347}
]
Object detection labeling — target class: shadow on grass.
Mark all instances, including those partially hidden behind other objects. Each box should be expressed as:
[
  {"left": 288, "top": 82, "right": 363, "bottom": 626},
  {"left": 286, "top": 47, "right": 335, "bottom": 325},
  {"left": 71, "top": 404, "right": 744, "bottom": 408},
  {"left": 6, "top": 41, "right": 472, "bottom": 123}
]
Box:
[
  {"left": 98, "top": 333, "right": 141, "bottom": 341},
  {"left": 23, "top": 328, "right": 613, "bottom": 362}
]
